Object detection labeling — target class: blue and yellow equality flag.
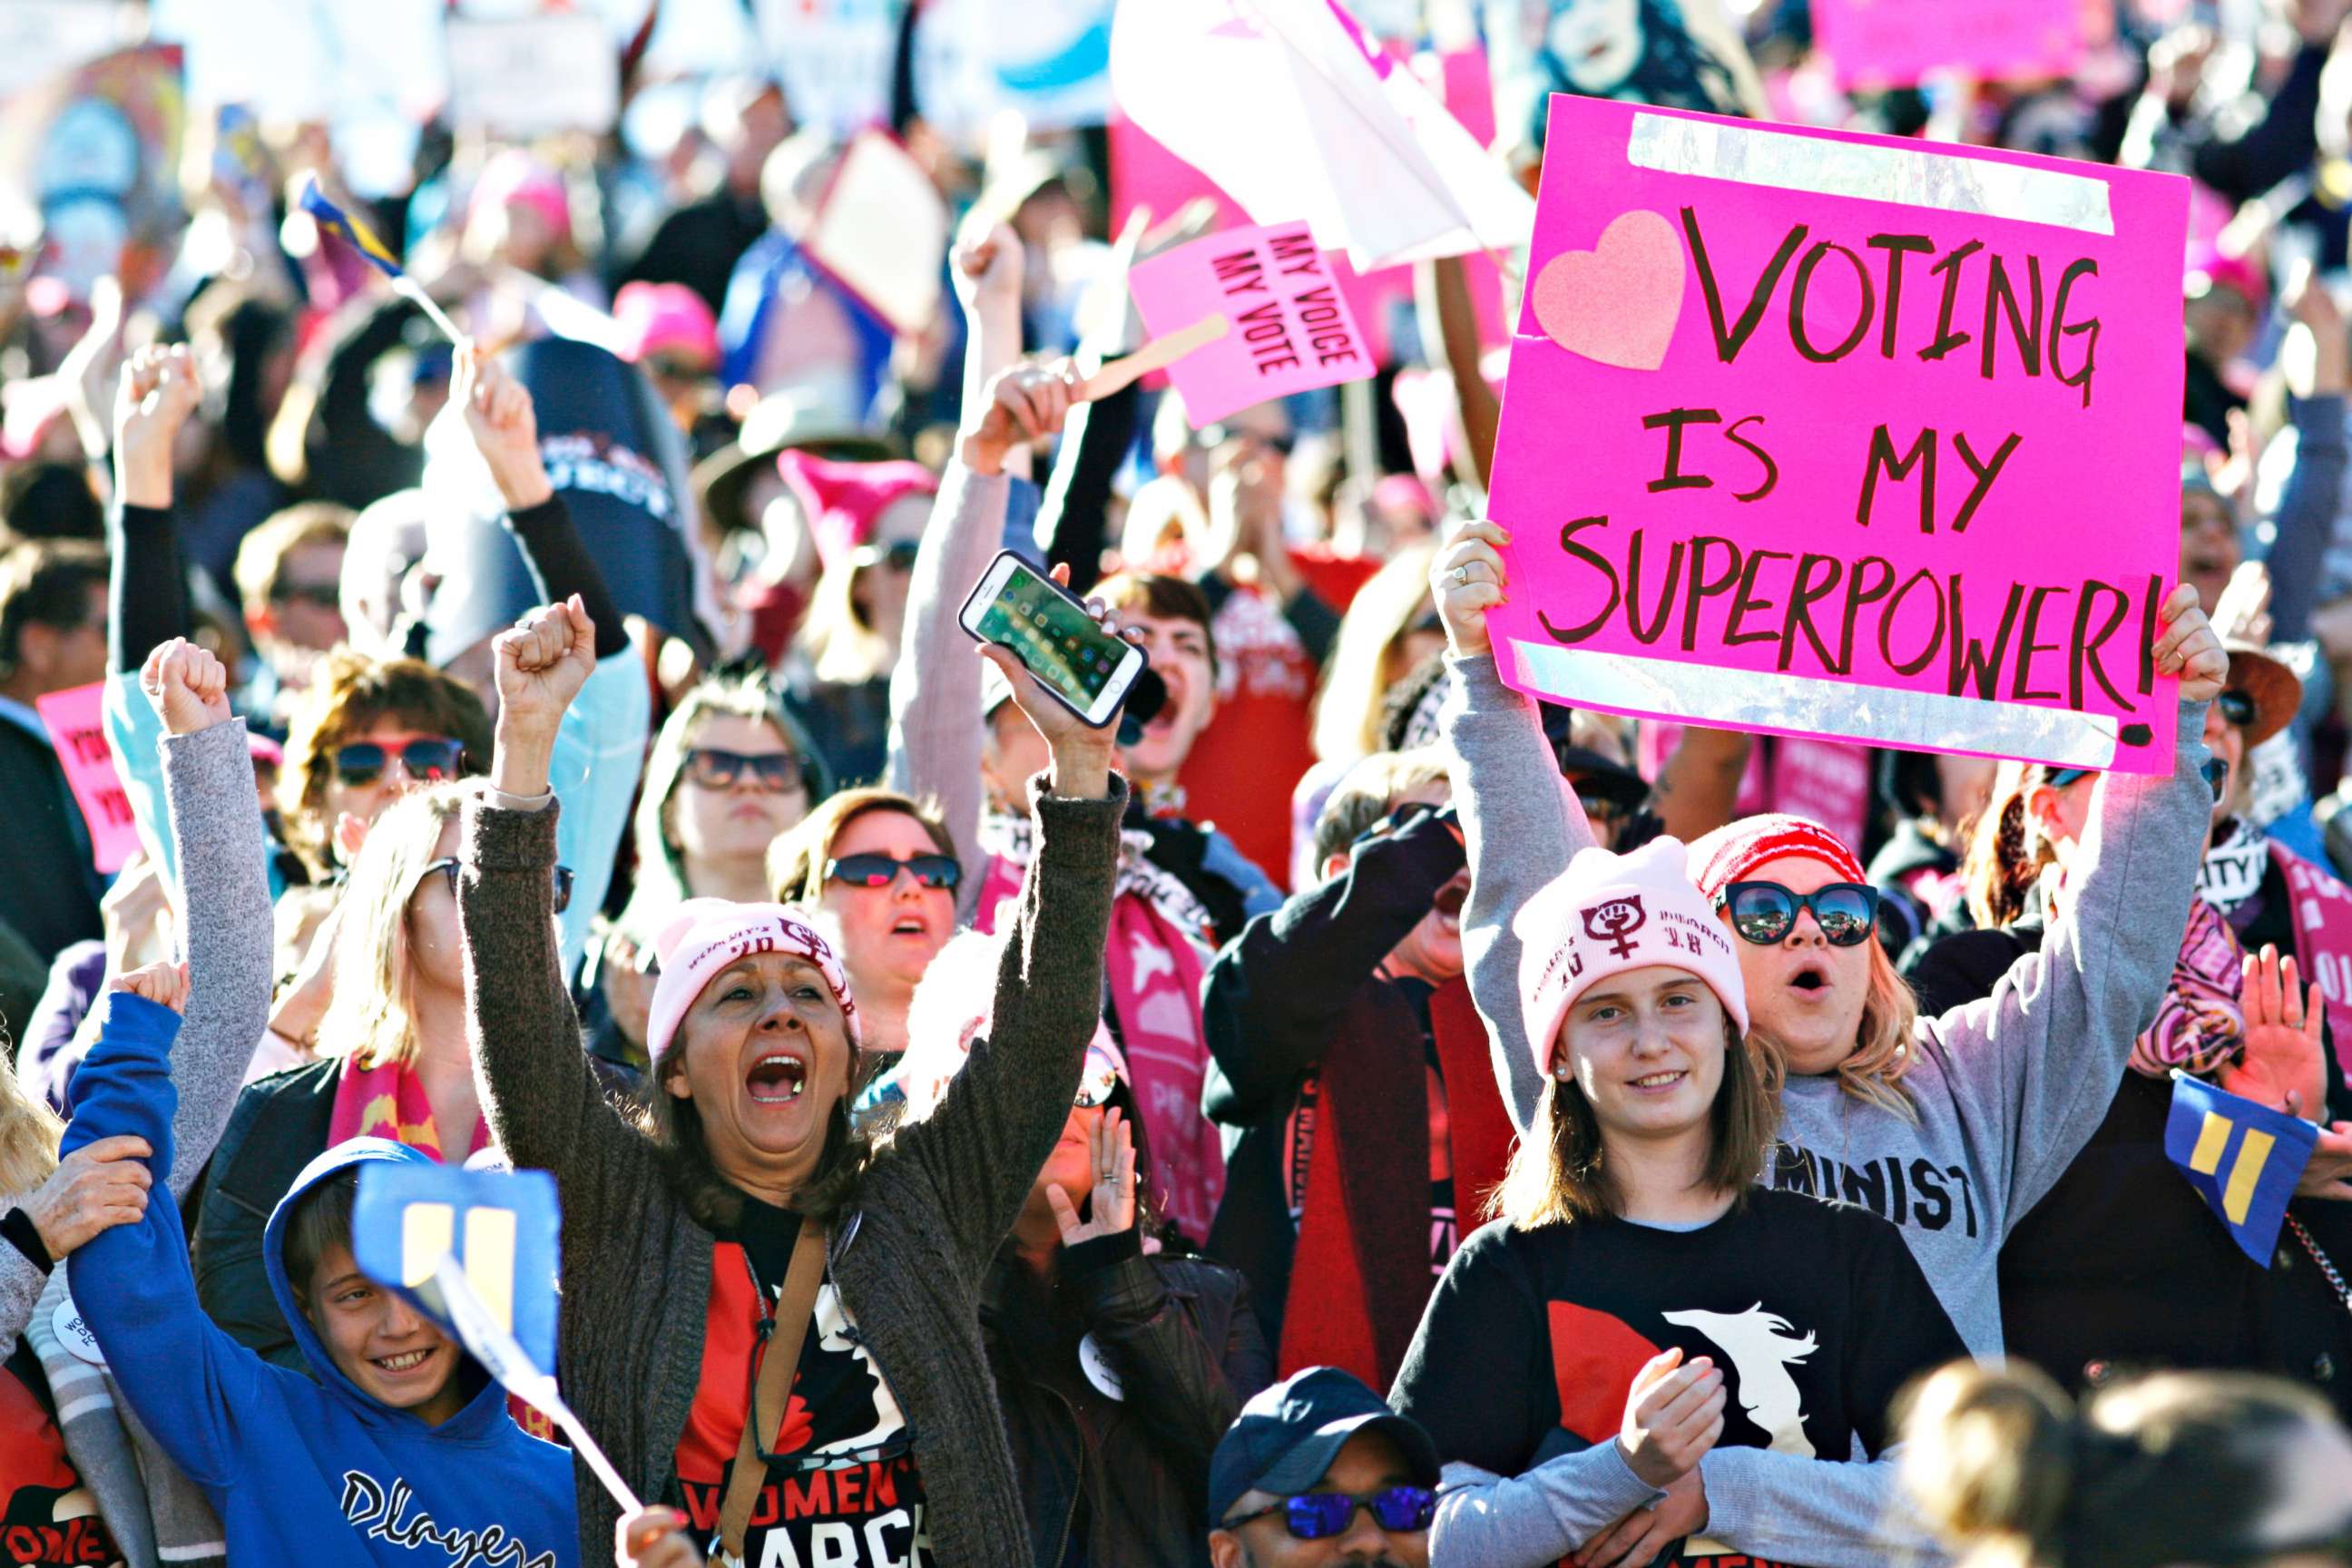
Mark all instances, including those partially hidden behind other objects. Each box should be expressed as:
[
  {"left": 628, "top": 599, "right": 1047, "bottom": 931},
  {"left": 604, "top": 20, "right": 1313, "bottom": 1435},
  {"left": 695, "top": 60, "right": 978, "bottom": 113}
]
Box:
[
  {"left": 2165, "top": 1071, "right": 2320, "bottom": 1264},
  {"left": 295, "top": 173, "right": 403, "bottom": 279}
]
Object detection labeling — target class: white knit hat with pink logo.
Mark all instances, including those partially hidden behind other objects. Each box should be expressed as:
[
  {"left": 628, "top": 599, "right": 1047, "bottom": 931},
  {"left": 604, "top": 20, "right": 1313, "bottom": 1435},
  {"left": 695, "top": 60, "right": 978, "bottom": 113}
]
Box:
[
  {"left": 646, "top": 898, "right": 859, "bottom": 1064},
  {"left": 1512, "top": 837, "right": 1749, "bottom": 1079}
]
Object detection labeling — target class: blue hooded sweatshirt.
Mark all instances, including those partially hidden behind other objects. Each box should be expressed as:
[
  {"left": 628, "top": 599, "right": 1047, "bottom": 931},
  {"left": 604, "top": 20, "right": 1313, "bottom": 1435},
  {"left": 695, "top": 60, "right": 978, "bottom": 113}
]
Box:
[{"left": 64, "top": 991, "right": 579, "bottom": 1568}]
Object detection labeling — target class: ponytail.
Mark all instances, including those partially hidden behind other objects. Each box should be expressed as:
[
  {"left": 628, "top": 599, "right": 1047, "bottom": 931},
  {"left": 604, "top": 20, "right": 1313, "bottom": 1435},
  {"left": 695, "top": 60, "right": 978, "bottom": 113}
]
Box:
[
  {"left": 1962, "top": 763, "right": 2053, "bottom": 931},
  {"left": 1900, "top": 1361, "right": 2337, "bottom": 1568}
]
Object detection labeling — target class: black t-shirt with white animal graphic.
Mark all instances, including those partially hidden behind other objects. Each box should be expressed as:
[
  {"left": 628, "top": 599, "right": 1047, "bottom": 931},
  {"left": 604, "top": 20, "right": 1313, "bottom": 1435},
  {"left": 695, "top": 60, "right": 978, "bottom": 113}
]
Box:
[{"left": 1392, "top": 1187, "right": 1964, "bottom": 1568}]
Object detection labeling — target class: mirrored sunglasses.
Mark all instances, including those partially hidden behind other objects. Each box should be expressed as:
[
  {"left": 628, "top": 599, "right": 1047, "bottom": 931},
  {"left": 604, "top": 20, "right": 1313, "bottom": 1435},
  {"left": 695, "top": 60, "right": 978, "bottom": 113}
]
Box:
[
  {"left": 1224, "top": 1487, "right": 1437, "bottom": 1541},
  {"left": 1714, "top": 880, "right": 1879, "bottom": 946},
  {"left": 824, "top": 851, "right": 961, "bottom": 891},
  {"left": 334, "top": 737, "right": 471, "bottom": 789}
]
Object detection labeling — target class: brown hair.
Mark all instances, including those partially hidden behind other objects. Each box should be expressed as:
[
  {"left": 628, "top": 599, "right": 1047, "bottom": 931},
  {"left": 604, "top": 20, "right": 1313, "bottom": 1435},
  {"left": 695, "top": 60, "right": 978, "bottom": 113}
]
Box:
[
  {"left": 0, "top": 537, "right": 106, "bottom": 679},
  {"left": 281, "top": 1166, "right": 361, "bottom": 1302},
  {"left": 316, "top": 783, "right": 471, "bottom": 1069},
  {"left": 279, "top": 651, "right": 494, "bottom": 877},
  {"left": 1488, "top": 1016, "right": 1776, "bottom": 1228},
  {"left": 765, "top": 787, "right": 955, "bottom": 906},
  {"left": 1093, "top": 571, "right": 1220, "bottom": 679},
  {"left": 1963, "top": 760, "right": 2062, "bottom": 931},
  {"left": 1309, "top": 748, "right": 1452, "bottom": 872},
  {"left": 232, "top": 501, "right": 355, "bottom": 614},
  {"left": 1900, "top": 1360, "right": 2337, "bottom": 1568}
]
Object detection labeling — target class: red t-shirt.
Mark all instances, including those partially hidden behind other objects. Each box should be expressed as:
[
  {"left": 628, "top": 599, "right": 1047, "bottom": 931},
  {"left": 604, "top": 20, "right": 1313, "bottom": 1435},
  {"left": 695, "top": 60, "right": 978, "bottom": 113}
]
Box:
[
  {"left": 672, "top": 1232, "right": 928, "bottom": 1568},
  {"left": 2, "top": 1341, "right": 122, "bottom": 1567},
  {"left": 1179, "top": 552, "right": 1378, "bottom": 889}
]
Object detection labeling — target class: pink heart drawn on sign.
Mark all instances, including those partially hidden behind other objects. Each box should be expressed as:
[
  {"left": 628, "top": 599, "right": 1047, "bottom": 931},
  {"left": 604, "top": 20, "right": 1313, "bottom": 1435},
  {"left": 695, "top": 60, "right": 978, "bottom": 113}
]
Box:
[{"left": 1531, "top": 210, "right": 1685, "bottom": 371}]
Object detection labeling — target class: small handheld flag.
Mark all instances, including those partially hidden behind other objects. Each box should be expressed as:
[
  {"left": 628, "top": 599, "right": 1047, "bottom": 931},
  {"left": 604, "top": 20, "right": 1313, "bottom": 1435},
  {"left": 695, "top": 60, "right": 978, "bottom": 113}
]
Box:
[
  {"left": 2164, "top": 1071, "right": 2320, "bottom": 1264},
  {"left": 350, "top": 1161, "right": 561, "bottom": 1375},
  {"left": 295, "top": 174, "right": 466, "bottom": 345},
  {"left": 434, "top": 1255, "right": 642, "bottom": 1514}
]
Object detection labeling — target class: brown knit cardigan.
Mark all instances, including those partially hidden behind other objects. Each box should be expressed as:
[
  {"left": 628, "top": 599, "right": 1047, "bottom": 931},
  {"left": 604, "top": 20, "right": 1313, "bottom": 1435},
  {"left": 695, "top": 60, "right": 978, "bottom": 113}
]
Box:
[{"left": 454, "top": 778, "right": 1125, "bottom": 1568}]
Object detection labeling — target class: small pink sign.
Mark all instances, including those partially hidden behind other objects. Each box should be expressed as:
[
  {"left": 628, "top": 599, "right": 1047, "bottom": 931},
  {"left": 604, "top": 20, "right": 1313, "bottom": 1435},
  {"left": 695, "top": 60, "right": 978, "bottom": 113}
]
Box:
[
  {"left": 1485, "top": 96, "right": 2190, "bottom": 774},
  {"left": 1127, "top": 220, "right": 1372, "bottom": 426},
  {"left": 1813, "top": 0, "right": 2082, "bottom": 91},
  {"left": 36, "top": 681, "right": 138, "bottom": 873}
]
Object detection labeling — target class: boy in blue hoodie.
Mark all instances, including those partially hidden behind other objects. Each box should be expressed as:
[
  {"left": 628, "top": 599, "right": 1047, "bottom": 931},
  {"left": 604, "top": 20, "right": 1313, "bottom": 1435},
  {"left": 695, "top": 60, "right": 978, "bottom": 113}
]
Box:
[{"left": 64, "top": 960, "right": 578, "bottom": 1568}]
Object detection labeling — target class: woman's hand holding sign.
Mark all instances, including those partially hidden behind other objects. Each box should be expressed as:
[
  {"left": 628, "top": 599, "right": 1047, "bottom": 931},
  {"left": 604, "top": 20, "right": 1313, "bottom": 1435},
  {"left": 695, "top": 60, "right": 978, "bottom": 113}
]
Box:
[
  {"left": 2153, "top": 582, "right": 2227, "bottom": 704},
  {"left": 1432, "top": 517, "right": 1512, "bottom": 659}
]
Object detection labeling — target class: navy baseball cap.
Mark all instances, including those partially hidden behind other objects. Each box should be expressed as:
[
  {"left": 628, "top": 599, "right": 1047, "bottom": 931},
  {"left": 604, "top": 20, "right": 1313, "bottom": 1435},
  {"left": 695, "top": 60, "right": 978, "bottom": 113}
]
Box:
[{"left": 1207, "top": 1367, "right": 1441, "bottom": 1529}]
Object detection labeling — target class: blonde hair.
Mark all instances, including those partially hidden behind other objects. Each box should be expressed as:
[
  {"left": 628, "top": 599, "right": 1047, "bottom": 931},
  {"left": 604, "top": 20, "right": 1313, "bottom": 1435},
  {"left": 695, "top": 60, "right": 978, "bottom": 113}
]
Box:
[
  {"left": 1901, "top": 1360, "right": 2335, "bottom": 1568},
  {"left": 1311, "top": 543, "right": 1440, "bottom": 765},
  {"left": 317, "top": 782, "right": 472, "bottom": 1069},
  {"left": 1489, "top": 1016, "right": 1775, "bottom": 1229},
  {"left": 1744, "top": 936, "right": 1920, "bottom": 1119},
  {"left": 0, "top": 1044, "right": 63, "bottom": 1200}
]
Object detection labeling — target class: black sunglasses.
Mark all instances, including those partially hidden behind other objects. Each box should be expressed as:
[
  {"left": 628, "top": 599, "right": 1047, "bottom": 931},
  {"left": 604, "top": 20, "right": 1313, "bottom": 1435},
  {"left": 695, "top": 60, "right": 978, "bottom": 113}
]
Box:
[
  {"left": 271, "top": 581, "right": 343, "bottom": 611},
  {"left": 1224, "top": 1486, "right": 1436, "bottom": 1540},
  {"left": 334, "top": 737, "right": 472, "bottom": 789},
  {"left": 415, "top": 856, "right": 573, "bottom": 915},
  {"left": 824, "top": 851, "right": 961, "bottom": 891},
  {"left": 1714, "top": 880, "right": 1880, "bottom": 946},
  {"left": 2220, "top": 689, "right": 2257, "bottom": 728},
  {"left": 682, "top": 747, "right": 804, "bottom": 794}
]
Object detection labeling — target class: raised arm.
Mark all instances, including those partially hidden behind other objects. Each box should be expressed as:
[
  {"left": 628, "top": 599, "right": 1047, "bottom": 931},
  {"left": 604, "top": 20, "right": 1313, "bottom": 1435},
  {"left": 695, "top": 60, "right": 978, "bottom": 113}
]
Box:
[
  {"left": 1433, "top": 521, "right": 1599, "bottom": 1134},
  {"left": 1201, "top": 804, "right": 1465, "bottom": 1123},
  {"left": 1934, "top": 587, "right": 2225, "bottom": 1225},
  {"left": 456, "top": 344, "right": 652, "bottom": 968},
  {"left": 457, "top": 598, "right": 653, "bottom": 1212},
  {"left": 2265, "top": 277, "right": 2348, "bottom": 645},
  {"left": 886, "top": 232, "right": 1056, "bottom": 901},
  {"left": 144, "top": 640, "right": 275, "bottom": 1191},
  {"left": 103, "top": 346, "right": 202, "bottom": 884},
  {"left": 890, "top": 637, "right": 1125, "bottom": 1280},
  {"left": 64, "top": 975, "right": 264, "bottom": 1490}
]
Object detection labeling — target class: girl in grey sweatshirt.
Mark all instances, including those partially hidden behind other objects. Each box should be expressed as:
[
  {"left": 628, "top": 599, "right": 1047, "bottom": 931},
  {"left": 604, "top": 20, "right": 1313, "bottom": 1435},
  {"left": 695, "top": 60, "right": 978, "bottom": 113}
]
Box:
[{"left": 1427, "top": 523, "right": 2221, "bottom": 1564}]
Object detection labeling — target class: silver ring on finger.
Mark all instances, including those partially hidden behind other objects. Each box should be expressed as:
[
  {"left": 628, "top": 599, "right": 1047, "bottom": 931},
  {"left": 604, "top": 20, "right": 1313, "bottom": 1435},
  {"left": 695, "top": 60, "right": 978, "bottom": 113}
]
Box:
[{"left": 1451, "top": 564, "right": 1471, "bottom": 585}]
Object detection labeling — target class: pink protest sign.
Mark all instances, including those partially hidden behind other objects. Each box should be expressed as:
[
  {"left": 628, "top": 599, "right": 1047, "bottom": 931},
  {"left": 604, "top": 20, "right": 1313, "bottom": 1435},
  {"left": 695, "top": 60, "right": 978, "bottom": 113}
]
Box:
[
  {"left": 1812, "top": 0, "right": 2081, "bottom": 90},
  {"left": 35, "top": 681, "right": 138, "bottom": 872},
  {"left": 1486, "top": 97, "right": 2189, "bottom": 774},
  {"left": 1128, "top": 220, "right": 1371, "bottom": 426}
]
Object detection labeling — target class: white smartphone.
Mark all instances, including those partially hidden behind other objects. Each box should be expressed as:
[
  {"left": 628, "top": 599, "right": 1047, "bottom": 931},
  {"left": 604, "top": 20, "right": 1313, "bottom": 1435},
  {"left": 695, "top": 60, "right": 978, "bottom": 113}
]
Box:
[{"left": 958, "top": 551, "right": 1148, "bottom": 729}]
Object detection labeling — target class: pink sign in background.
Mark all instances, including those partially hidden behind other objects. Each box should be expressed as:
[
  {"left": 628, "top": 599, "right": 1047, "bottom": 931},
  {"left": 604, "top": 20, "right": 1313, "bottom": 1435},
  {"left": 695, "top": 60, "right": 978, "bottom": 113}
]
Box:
[
  {"left": 1485, "top": 96, "right": 2189, "bottom": 774},
  {"left": 1107, "top": 43, "right": 1511, "bottom": 366},
  {"left": 36, "top": 681, "right": 139, "bottom": 873},
  {"left": 1812, "top": 0, "right": 2082, "bottom": 90},
  {"left": 1128, "top": 220, "right": 1371, "bottom": 426}
]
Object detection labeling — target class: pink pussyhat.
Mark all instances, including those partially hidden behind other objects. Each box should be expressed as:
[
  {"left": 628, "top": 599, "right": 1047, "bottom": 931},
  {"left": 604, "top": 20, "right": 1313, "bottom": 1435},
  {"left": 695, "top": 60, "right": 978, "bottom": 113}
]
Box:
[
  {"left": 469, "top": 150, "right": 571, "bottom": 245},
  {"left": 775, "top": 449, "right": 938, "bottom": 572},
  {"left": 645, "top": 898, "right": 859, "bottom": 1065},
  {"left": 612, "top": 281, "right": 720, "bottom": 369},
  {"left": 1514, "top": 837, "right": 1749, "bottom": 1079}
]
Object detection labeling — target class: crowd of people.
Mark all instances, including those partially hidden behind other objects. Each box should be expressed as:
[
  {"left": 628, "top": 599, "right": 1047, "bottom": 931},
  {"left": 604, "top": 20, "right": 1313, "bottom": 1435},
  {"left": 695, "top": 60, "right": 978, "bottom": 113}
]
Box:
[{"left": 12, "top": 1, "right": 2352, "bottom": 1566}]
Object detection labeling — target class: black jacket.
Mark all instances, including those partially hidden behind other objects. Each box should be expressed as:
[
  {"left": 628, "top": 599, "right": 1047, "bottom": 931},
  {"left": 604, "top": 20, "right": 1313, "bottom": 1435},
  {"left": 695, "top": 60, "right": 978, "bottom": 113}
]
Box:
[
  {"left": 0, "top": 717, "right": 103, "bottom": 965},
  {"left": 1200, "top": 806, "right": 1462, "bottom": 1348},
  {"left": 981, "top": 1230, "right": 1269, "bottom": 1568},
  {"left": 191, "top": 1058, "right": 338, "bottom": 1370},
  {"left": 1912, "top": 867, "right": 2352, "bottom": 1421}
]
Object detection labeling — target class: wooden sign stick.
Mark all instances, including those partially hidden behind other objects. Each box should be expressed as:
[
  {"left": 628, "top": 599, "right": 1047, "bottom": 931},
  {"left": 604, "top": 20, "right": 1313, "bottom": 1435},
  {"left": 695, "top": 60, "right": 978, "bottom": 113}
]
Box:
[{"left": 1078, "top": 313, "right": 1231, "bottom": 403}]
